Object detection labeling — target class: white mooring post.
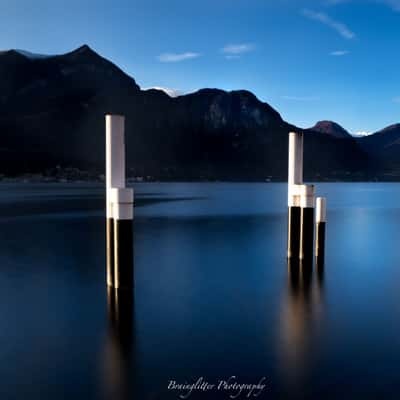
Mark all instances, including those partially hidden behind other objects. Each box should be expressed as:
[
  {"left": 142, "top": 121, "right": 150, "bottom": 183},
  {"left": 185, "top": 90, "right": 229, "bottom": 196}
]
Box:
[
  {"left": 288, "top": 132, "right": 303, "bottom": 189},
  {"left": 105, "top": 115, "right": 126, "bottom": 288},
  {"left": 315, "top": 197, "right": 326, "bottom": 262},
  {"left": 111, "top": 188, "right": 134, "bottom": 291},
  {"left": 287, "top": 132, "right": 304, "bottom": 258},
  {"left": 299, "top": 184, "right": 315, "bottom": 262}
]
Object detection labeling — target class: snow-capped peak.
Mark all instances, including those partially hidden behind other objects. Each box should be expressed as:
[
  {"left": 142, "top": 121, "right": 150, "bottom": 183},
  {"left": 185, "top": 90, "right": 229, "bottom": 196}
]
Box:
[{"left": 353, "top": 131, "right": 372, "bottom": 137}]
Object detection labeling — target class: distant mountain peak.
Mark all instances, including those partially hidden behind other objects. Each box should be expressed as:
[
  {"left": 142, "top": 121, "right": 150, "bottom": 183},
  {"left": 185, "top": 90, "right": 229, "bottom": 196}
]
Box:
[
  {"left": 143, "top": 87, "right": 183, "bottom": 98},
  {"left": 192, "top": 88, "right": 226, "bottom": 96},
  {"left": 15, "top": 49, "right": 54, "bottom": 60},
  {"left": 72, "top": 44, "right": 94, "bottom": 54},
  {"left": 192, "top": 88, "right": 262, "bottom": 99},
  {"left": 0, "top": 45, "right": 95, "bottom": 61},
  {"left": 310, "top": 120, "right": 352, "bottom": 139},
  {"left": 0, "top": 49, "right": 28, "bottom": 59},
  {"left": 64, "top": 44, "right": 100, "bottom": 59},
  {"left": 378, "top": 123, "right": 400, "bottom": 133},
  {"left": 184, "top": 87, "right": 284, "bottom": 128},
  {"left": 78, "top": 44, "right": 91, "bottom": 51}
]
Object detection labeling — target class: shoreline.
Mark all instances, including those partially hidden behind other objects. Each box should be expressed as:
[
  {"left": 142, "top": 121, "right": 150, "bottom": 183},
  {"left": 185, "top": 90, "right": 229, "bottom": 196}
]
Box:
[{"left": 0, "top": 178, "right": 399, "bottom": 184}]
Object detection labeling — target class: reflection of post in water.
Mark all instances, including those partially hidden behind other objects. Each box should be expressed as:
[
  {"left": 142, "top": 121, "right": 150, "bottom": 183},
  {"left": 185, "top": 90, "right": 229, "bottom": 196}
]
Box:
[
  {"left": 279, "top": 258, "right": 324, "bottom": 392},
  {"left": 287, "top": 258, "right": 313, "bottom": 305},
  {"left": 299, "top": 185, "right": 315, "bottom": 263},
  {"left": 109, "top": 287, "right": 133, "bottom": 355},
  {"left": 315, "top": 256, "right": 324, "bottom": 287},
  {"left": 102, "top": 286, "right": 135, "bottom": 400}
]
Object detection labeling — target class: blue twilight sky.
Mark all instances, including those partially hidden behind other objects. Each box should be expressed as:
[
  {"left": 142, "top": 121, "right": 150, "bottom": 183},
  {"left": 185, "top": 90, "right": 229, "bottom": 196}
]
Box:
[{"left": 0, "top": 0, "right": 399, "bottom": 134}]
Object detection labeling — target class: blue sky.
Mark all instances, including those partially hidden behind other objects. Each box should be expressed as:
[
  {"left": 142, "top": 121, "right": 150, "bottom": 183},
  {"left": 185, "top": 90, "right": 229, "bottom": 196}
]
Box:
[{"left": 1, "top": 0, "right": 400, "bottom": 134}]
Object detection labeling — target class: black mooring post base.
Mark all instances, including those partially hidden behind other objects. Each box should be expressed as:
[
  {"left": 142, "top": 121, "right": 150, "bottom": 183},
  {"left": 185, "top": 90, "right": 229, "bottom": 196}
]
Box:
[
  {"left": 315, "top": 221, "right": 326, "bottom": 261},
  {"left": 106, "top": 286, "right": 134, "bottom": 358},
  {"left": 300, "top": 207, "right": 314, "bottom": 262},
  {"left": 106, "top": 218, "right": 115, "bottom": 287},
  {"left": 287, "top": 206, "right": 301, "bottom": 258},
  {"left": 114, "top": 289, "right": 133, "bottom": 330},
  {"left": 107, "top": 285, "right": 116, "bottom": 324},
  {"left": 300, "top": 257, "right": 313, "bottom": 278},
  {"left": 114, "top": 219, "right": 134, "bottom": 291}
]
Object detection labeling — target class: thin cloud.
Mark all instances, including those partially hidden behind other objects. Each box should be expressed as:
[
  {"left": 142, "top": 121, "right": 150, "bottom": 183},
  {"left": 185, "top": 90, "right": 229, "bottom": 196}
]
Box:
[
  {"left": 330, "top": 50, "right": 350, "bottom": 56},
  {"left": 157, "top": 52, "right": 201, "bottom": 63},
  {"left": 393, "top": 97, "right": 400, "bottom": 103},
  {"left": 383, "top": 0, "right": 400, "bottom": 11},
  {"left": 327, "top": 0, "right": 400, "bottom": 12},
  {"left": 282, "top": 95, "right": 320, "bottom": 101},
  {"left": 221, "top": 43, "right": 255, "bottom": 59},
  {"left": 302, "top": 9, "right": 355, "bottom": 39}
]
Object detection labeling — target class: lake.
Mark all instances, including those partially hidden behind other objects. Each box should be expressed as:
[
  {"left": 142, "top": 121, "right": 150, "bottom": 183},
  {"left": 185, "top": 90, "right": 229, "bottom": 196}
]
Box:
[{"left": 1, "top": 182, "right": 400, "bottom": 399}]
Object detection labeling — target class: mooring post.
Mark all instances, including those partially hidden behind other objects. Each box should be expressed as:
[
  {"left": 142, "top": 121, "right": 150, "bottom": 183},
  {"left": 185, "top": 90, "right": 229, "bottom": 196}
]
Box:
[
  {"left": 299, "top": 184, "right": 315, "bottom": 262},
  {"left": 111, "top": 188, "right": 134, "bottom": 291},
  {"left": 288, "top": 184, "right": 301, "bottom": 259},
  {"left": 287, "top": 132, "right": 304, "bottom": 259},
  {"left": 105, "top": 115, "right": 126, "bottom": 288},
  {"left": 315, "top": 197, "right": 326, "bottom": 262}
]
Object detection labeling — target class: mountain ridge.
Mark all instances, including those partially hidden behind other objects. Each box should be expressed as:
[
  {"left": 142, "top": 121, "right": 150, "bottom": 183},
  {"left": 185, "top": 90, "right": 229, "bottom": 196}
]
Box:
[
  {"left": 308, "top": 120, "right": 353, "bottom": 139},
  {"left": 0, "top": 45, "right": 397, "bottom": 180}
]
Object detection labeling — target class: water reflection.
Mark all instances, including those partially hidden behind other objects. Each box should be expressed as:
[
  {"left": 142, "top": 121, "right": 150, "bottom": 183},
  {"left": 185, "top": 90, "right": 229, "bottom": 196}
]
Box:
[
  {"left": 315, "top": 256, "right": 324, "bottom": 286},
  {"left": 101, "top": 287, "right": 135, "bottom": 400},
  {"left": 279, "top": 259, "right": 324, "bottom": 394}
]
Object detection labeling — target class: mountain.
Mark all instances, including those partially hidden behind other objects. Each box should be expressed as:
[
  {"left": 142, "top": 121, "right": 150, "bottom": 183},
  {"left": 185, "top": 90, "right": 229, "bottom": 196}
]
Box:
[
  {"left": 309, "top": 121, "right": 352, "bottom": 139},
  {"left": 359, "top": 124, "right": 400, "bottom": 154},
  {"left": 0, "top": 45, "right": 140, "bottom": 174},
  {"left": 357, "top": 124, "right": 400, "bottom": 176},
  {"left": 0, "top": 44, "right": 387, "bottom": 181},
  {"left": 14, "top": 50, "right": 54, "bottom": 60}
]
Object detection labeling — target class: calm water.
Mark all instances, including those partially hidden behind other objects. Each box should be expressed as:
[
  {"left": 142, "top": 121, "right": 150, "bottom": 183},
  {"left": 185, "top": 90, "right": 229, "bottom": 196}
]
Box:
[{"left": 1, "top": 182, "right": 400, "bottom": 399}]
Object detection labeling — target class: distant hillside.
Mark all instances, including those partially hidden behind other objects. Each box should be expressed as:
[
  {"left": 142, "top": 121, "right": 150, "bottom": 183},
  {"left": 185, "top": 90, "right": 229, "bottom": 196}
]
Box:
[
  {"left": 357, "top": 124, "right": 400, "bottom": 177},
  {"left": 0, "top": 44, "right": 396, "bottom": 181},
  {"left": 309, "top": 121, "right": 352, "bottom": 139}
]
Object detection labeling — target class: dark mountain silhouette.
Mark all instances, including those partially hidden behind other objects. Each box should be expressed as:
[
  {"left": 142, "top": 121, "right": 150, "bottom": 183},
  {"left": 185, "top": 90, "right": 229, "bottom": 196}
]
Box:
[
  {"left": 309, "top": 121, "right": 352, "bottom": 139},
  {"left": 0, "top": 44, "right": 394, "bottom": 181},
  {"left": 357, "top": 124, "right": 400, "bottom": 176}
]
